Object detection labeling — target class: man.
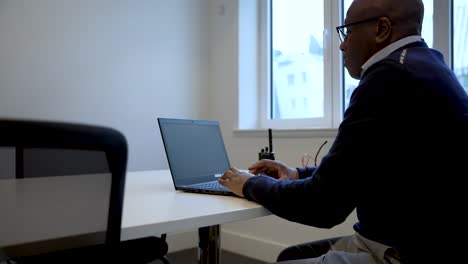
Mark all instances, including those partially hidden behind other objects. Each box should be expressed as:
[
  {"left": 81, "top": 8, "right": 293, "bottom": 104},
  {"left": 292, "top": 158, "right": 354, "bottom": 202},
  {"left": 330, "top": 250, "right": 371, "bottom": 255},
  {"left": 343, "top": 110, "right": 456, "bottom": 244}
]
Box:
[{"left": 219, "top": 0, "right": 468, "bottom": 263}]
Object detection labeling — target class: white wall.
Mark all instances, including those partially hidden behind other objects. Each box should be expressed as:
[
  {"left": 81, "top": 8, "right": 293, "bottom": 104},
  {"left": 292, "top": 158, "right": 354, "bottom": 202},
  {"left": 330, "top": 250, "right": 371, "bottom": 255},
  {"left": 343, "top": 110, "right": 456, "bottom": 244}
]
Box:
[{"left": 0, "top": 0, "right": 210, "bottom": 171}]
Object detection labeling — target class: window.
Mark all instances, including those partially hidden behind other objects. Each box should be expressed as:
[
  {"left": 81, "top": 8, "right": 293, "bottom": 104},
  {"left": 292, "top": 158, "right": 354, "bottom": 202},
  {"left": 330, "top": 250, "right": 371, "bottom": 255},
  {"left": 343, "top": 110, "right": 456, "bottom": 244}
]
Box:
[
  {"left": 258, "top": 0, "right": 458, "bottom": 130},
  {"left": 267, "top": 0, "right": 329, "bottom": 128},
  {"left": 453, "top": 0, "right": 468, "bottom": 93}
]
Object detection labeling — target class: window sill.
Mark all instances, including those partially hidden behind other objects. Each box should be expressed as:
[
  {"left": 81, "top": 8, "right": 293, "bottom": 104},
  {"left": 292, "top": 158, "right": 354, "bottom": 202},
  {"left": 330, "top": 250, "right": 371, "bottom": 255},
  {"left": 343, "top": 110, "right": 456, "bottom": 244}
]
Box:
[{"left": 233, "top": 128, "right": 338, "bottom": 138}]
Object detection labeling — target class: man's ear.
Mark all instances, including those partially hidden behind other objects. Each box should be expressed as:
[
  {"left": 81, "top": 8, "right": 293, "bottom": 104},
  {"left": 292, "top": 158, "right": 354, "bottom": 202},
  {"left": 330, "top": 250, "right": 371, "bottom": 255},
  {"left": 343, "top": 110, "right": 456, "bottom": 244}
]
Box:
[{"left": 375, "top": 17, "right": 392, "bottom": 44}]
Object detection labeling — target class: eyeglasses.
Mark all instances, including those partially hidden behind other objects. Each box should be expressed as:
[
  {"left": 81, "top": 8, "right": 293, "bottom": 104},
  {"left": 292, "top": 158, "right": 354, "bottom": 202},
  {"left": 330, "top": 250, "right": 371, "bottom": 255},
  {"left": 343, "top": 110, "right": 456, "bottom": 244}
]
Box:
[
  {"left": 336, "top": 16, "right": 382, "bottom": 43},
  {"left": 301, "top": 141, "right": 328, "bottom": 167}
]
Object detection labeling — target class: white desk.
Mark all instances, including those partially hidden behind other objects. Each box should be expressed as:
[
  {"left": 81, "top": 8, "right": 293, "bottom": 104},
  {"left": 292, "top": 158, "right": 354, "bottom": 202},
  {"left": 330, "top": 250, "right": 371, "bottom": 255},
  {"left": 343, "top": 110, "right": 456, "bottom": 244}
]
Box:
[
  {"left": 122, "top": 170, "right": 271, "bottom": 263},
  {"left": 0, "top": 170, "right": 270, "bottom": 263}
]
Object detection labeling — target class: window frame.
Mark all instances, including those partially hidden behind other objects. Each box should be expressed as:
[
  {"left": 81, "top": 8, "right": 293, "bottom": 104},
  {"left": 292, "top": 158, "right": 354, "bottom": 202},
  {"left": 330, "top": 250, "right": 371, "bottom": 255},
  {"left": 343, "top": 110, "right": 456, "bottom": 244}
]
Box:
[{"left": 259, "top": 0, "right": 342, "bottom": 130}]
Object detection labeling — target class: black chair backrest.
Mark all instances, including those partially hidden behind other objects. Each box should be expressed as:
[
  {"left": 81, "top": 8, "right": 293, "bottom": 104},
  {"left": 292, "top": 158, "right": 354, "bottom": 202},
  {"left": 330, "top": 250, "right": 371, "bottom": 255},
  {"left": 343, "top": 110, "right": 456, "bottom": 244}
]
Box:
[{"left": 0, "top": 119, "right": 127, "bottom": 261}]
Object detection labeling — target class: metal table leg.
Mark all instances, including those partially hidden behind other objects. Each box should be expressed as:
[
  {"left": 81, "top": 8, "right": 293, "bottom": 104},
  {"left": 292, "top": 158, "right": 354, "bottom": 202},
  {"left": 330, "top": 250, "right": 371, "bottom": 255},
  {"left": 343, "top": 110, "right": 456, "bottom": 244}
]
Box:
[{"left": 198, "top": 225, "right": 220, "bottom": 264}]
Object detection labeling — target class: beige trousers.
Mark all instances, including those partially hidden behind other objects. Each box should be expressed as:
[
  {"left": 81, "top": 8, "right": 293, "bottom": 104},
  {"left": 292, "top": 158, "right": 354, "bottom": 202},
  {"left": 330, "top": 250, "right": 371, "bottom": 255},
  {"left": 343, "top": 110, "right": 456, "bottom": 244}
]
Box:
[{"left": 276, "top": 233, "right": 401, "bottom": 264}]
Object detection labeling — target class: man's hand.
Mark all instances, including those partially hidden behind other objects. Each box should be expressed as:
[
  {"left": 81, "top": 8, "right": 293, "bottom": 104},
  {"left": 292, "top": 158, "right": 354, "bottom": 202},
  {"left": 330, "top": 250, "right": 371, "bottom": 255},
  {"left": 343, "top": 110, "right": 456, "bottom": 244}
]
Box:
[
  {"left": 248, "top": 159, "right": 299, "bottom": 180},
  {"left": 218, "top": 167, "right": 253, "bottom": 197}
]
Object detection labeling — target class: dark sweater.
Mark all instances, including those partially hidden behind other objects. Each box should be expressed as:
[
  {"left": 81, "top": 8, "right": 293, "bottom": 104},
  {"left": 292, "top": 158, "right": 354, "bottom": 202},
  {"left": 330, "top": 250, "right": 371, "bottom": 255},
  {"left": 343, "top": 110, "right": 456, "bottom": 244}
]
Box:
[{"left": 243, "top": 41, "right": 468, "bottom": 262}]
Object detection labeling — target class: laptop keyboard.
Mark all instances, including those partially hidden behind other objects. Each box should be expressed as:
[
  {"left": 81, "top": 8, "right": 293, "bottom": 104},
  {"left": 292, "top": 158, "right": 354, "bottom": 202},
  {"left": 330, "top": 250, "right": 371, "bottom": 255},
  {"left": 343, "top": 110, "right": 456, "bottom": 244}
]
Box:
[{"left": 189, "top": 181, "right": 230, "bottom": 192}]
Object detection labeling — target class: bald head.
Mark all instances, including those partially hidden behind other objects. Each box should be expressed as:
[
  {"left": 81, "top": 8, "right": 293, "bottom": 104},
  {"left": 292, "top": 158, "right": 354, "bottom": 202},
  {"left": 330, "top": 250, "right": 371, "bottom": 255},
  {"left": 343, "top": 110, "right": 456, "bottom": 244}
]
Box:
[{"left": 347, "top": 0, "right": 424, "bottom": 40}]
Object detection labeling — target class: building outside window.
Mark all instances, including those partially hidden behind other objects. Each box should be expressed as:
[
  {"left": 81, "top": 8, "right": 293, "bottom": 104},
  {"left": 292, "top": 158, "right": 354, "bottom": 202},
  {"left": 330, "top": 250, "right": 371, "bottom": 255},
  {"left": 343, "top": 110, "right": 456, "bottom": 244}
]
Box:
[{"left": 271, "top": 0, "right": 324, "bottom": 120}]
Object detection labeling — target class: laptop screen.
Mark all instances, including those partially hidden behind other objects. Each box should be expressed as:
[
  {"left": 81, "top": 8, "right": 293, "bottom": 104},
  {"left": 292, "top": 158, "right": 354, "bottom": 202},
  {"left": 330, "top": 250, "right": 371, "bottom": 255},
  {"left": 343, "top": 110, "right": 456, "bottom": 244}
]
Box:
[{"left": 158, "top": 118, "right": 231, "bottom": 186}]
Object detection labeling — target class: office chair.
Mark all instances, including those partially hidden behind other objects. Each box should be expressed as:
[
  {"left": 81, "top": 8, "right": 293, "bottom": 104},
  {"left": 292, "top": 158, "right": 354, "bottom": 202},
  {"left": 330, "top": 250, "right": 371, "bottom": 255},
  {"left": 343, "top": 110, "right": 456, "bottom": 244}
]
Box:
[{"left": 0, "top": 118, "right": 169, "bottom": 264}]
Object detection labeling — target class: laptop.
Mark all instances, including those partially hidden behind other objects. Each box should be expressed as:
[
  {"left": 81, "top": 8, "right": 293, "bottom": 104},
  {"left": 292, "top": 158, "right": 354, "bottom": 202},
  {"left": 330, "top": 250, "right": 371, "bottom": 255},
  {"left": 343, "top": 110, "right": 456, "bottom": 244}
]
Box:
[{"left": 157, "top": 117, "right": 234, "bottom": 196}]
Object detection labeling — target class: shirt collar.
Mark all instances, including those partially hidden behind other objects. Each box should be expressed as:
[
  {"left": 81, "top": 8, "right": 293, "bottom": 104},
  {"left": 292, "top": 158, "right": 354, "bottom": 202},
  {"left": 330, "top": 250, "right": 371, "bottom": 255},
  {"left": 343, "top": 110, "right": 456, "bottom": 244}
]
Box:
[{"left": 360, "top": 35, "right": 422, "bottom": 78}]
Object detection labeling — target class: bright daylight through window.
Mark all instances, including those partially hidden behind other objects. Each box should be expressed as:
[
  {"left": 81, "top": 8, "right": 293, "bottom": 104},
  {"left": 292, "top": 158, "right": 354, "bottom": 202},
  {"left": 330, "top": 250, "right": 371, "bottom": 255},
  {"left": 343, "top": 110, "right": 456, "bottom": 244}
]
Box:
[{"left": 271, "top": 0, "right": 325, "bottom": 120}]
